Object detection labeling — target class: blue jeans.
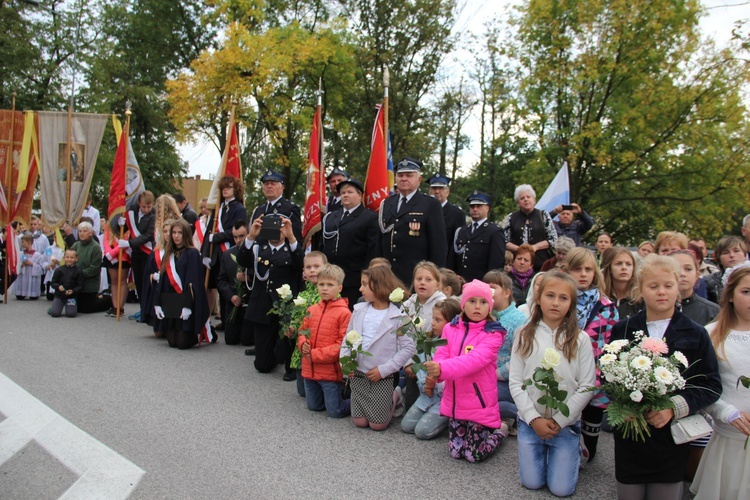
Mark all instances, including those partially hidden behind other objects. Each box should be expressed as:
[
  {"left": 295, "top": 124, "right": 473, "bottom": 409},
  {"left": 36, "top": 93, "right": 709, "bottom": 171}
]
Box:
[
  {"left": 497, "top": 380, "right": 518, "bottom": 421},
  {"left": 304, "top": 379, "right": 350, "bottom": 418},
  {"left": 517, "top": 419, "right": 581, "bottom": 497},
  {"left": 400, "top": 404, "right": 449, "bottom": 439}
]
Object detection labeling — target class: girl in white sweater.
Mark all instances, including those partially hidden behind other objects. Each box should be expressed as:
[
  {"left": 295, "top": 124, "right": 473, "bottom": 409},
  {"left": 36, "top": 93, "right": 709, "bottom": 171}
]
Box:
[
  {"left": 691, "top": 264, "right": 750, "bottom": 500},
  {"left": 509, "top": 271, "right": 596, "bottom": 497}
]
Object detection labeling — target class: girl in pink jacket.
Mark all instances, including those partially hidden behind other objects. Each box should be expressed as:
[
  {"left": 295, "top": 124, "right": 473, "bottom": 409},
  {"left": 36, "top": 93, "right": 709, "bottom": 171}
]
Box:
[{"left": 424, "top": 280, "right": 508, "bottom": 462}]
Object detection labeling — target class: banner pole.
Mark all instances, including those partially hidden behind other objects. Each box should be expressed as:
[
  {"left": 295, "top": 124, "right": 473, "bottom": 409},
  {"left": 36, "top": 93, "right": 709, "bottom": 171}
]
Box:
[
  {"left": 116, "top": 104, "right": 131, "bottom": 322},
  {"left": 3, "top": 93, "right": 16, "bottom": 303}
]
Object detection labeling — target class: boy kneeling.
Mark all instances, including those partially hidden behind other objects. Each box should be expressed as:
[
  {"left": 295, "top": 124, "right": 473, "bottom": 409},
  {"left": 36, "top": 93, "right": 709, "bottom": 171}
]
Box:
[
  {"left": 297, "top": 264, "right": 351, "bottom": 418},
  {"left": 49, "top": 249, "right": 84, "bottom": 317}
]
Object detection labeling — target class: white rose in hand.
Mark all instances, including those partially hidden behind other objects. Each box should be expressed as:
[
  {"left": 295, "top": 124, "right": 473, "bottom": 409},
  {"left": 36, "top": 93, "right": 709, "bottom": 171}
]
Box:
[
  {"left": 413, "top": 317, "right": 425, "bottom": 329},
  {"left": 293, "top": 297, "right": 307, "bottom": 307},
  {"left": 276, "top": 284, "right": 293, "bottom": 300},
  {"left": 541, "top": 347, "right": 562, "bottom": 370},
  {"left": 345, "top": 330, "right": 363, "bottom": 348},
  {"left": 389, "top": 287, "right": 405, "bottom": 303}
]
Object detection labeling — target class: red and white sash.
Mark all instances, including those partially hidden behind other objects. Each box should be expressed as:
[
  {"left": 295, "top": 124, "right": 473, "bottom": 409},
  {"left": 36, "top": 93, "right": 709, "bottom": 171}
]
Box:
[
  {"left": 194, "top": 218, "right": 206, "bottom": 247},
  {"left": 154, "top": 249, "right": 164, "bottom": 269},
  {"left": 165, "top": 253, "right": 183, "bottom": 294},
  {"left": 215, "top": 205, "right": 230, "bottom": 253},
  {"left": 125, "top": 211, "right": 154, "bottom": 255}
]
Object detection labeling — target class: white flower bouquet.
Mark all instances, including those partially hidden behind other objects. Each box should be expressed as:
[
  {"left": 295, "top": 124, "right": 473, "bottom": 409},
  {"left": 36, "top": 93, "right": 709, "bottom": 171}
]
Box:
[{"left": 598, "top": 332, "right": 687, "bottom": 441}]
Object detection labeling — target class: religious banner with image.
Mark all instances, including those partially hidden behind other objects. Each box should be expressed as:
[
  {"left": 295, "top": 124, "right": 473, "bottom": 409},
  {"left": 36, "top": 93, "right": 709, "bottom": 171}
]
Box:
[
  {"left": 0, "top": 109, "right": 39, "bottom": 227},
  {"left": 37, "top": 111, "right": 109, "bottom": 227}
]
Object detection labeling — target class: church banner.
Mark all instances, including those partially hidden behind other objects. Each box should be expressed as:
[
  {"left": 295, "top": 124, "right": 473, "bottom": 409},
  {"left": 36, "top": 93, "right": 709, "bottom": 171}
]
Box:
[
  {"left": 37, "top": 111, "right": 109, "bottom": 227},
  {"left": 0, "top": 110, "right": 39, "bottom": 227}
]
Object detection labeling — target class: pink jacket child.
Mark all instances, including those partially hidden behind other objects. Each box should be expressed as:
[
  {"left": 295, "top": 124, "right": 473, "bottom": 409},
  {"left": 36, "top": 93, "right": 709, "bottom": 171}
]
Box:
[
  {"left": 434, "top": 315, "right": 506, "bottom": 429},
  {"left": 428, "top": 280, "right": 507, "bottom": 462}
]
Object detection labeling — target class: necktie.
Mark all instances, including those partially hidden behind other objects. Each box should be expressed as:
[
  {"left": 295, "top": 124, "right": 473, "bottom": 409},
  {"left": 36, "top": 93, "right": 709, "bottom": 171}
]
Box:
[
  {"left": 272, "top": 248, "right": 277, "bottom": 255},
  {"left": 222, "top": 203, "right": 228, "bottom": 218},
  {"left": 266, "top": 202, "right": 273, "bottom": 215},
  {"left": 343, "top": 211, "right": 350, "bottom": 219},
  {"left": 399, "top": 196, "right": 407, "bottom": 212},
  {"left": 472, "top": 222, "right": 478, "bottom": 233}
]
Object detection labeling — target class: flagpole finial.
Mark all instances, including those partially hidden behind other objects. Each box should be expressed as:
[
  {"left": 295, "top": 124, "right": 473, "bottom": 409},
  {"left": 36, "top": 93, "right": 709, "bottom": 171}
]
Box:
[
  {"left": 125, "top": 99, "right": 132, "bottom": 116},
  {"left": 383, "top": 67, "right": 390, "bottom": 87}
]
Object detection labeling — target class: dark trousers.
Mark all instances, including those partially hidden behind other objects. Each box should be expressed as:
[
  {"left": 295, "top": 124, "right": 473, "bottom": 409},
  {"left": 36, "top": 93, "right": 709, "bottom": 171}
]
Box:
[
  {"left": 50, "top": 296, "right": 77, "bottom": 317},
  {"left": 131, "top": 251, "right": 148, "bottom": 307},
  {"left": 240, "top": 318, "right": 255, "bottom": 346},
  {"left": 223, "top": 305, "right": 246, "bottom": 345},
  {"left": 252, "top": 320, "right": 292, "bottom": 373},
  {"left": 77, "top": 292, "right": 110, "bottom": 313}
]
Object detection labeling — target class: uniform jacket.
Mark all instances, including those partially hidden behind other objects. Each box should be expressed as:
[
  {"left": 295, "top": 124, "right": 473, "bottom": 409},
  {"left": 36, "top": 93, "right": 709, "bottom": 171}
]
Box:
[
  {"left": 378, "top": 190, "right": 447, "bottom": 285},
  {"left": 236, "top": 239, "right": 303, "bottom": 325},
  {"left": 202, "top": 198, "right": 246, "bottom": 266},
  {"left": 216, "top": 245, "right": 249, "bottom": 319},
  {"left": 250, "top": 197, "right": 303, "bottom": 245},
  {"left": 126, "top": 208, "right": 155, "bottom": 256},
  {"left": 442, "top": 201, "right": 466, "bottom": 259},
  {"left": 297, "top": 298, "right": 352, "bottom": 382},
  {"left": 320, "top": 205, "right": 380, "bottom": 289},
  {"left": 434, "top": 316, "right": 506, "bottom": 429},
  {"left": 449, "top": 220, "right": 506, "bottom": 282},
  {"left": 342, "top": 302, "right": 416, "bottom": 378}
]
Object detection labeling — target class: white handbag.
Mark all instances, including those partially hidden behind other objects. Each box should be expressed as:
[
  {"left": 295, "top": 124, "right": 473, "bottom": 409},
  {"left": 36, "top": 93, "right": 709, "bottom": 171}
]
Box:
[{"left": 670, "top": 413, "right": 712, "bottom": 444}]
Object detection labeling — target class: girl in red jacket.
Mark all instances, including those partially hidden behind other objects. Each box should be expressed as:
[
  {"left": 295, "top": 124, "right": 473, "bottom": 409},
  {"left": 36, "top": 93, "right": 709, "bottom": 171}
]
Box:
[
  {"left": 298, "top": 265, "right": 352, "bottom": 418},
  {"left": 424, "top": 280, "right": 508, "bottom": 462}
]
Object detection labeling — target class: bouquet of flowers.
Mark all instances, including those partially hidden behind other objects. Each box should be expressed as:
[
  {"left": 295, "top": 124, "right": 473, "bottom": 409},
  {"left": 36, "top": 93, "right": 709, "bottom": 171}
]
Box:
[
  {"left": 389, "top": 287, "right": 447, "bottom": 373},
  {"left": 521, "top": 348, "right": 570, "bottom": 418},
  {"left": 288, "top": 282, "right": 319, "bottom": 369},
  {"left": 598, "top": 332, "right": 687, "bottom": 442},
  {"left": 268, "top": 284, "right": 312, "bottom": 341},
  {"left": 340, "top": 330, "right": 372, "bottom": 386}
]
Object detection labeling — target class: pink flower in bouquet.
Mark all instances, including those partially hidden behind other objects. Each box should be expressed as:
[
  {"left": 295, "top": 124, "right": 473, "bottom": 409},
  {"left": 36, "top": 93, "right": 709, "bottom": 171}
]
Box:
[{"left": 640, "top": 337, "right": 669, "bottom": 356}]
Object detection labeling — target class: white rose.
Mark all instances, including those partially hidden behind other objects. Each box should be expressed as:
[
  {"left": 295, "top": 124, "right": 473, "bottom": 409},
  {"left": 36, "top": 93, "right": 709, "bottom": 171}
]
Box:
[
  {"left": 673, "top": 351, "right": 688, "bottom": 368},
  {"left": 276, "top": 284, "right": 292, "bottom": 300},
  {"left": 654, "top": 366, "right": 674, "bottom": 384},
  {"left": 293, "top": 297, "right": 307, "bottom": 307},
  {"left": 630, "top": 390, "right": 643, "bottom": 402},
  {"left": 345, "top": 330, "right": 363, "bottom": 348},
  {"left": 540, "top": 348, "right": 562, "bottom": 370},
  {"left": 604, "top": 339, "right": 629, "bottom": 354},
  {"left": 630, "top": 355, "right": 652, "bottom": 371},
  {"left": 600, "top": 353, "right": 617, "bottom": 366},
  {"left": 413, "top": 317, "right": 425, "bottom": 329},
  {"left": 389, "top": 287, "right": 405, "bottom": 303}
]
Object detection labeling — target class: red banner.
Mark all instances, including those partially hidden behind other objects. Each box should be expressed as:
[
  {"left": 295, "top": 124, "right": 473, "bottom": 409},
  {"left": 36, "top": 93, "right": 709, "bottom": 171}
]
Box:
[
  {"left": 303, "top": 106, "right": 324, "bottom": 242},
  {"left": 225, "top": 123, "right": 241, "bottom": 179},
  {"left": 364, "top": 104, "right": 389, "bottom": 212},
  {"left": 108, "top": 121, "right": 128, "bottom": 220},
  {"left": 0, "top": 110, "right": 39, "bottom": 227}
]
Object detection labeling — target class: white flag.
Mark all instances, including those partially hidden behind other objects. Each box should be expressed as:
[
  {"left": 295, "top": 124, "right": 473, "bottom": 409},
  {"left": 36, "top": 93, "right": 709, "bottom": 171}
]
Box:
[{"left": 536, "top": 163, "right": 570, "bottom": 213}]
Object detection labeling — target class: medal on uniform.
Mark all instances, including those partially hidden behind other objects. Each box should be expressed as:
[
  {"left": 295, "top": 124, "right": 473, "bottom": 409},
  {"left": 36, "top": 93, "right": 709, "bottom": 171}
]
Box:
[
  {"left": 409, "top": 221, "right": 420, "bottom": 236},
  {"left": 264, "top": 260, "right": 269, "bottom": 265}
]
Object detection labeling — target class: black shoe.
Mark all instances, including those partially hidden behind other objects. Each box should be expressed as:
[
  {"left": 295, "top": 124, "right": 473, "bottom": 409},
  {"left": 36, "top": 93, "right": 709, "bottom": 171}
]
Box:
[
  {"left": 105, "top": 307, "right": 116, "bottom": 317},
  {"left": 283, "top": 371, "right": 297, "bottom": 382},
  {"left": 244, "top": 347, "right": 256, "bottom": 356},
  {"left": 215, "top": 323, "right": 225, "bottom": 331}
]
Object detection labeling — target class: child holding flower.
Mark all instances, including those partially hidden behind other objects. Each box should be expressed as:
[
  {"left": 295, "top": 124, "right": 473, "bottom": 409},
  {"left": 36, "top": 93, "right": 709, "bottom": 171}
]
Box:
[
  {"left": 509, "top": 271, "right": 595, "bottom": 496},
  {"left": 342, "top": 266, "right": 416, "bottom": 431},
  {"left": 401, "top": 298, "right": 461, "bottom": 439},
  {"left": 402, "top": 261, "right": 447, "bottom": 411},
  {"left": 424, "top": 280, "right": 508, "bottom": 462},
  {"left": 297, "top": 264, "right": 351, "bottom": 418},
  {"left": 610, "top": 255, "right": 721, "bottom": 500},
  {"left": 561, "top": 247, "right": 619, "bottom": 463}
]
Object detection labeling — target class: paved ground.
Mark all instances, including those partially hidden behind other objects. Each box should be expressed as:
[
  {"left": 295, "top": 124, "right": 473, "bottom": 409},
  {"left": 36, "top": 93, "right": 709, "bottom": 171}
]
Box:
[{"left": 0, "top": 296, "right": 673, "bottom": 499}]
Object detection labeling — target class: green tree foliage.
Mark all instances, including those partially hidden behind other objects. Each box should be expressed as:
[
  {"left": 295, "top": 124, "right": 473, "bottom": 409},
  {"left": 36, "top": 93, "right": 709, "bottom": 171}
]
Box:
[{"left": 509, "top": 0, "right": 750, "bottom": 244}]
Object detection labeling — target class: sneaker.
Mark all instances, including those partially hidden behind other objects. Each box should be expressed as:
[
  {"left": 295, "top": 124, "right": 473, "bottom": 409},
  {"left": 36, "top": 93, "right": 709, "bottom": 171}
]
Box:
[
  {"left": 105, "top": 307, "right": 116, "bottom": 317},
  {"left": 392, "top": 387, "right": 405, "bottom": 418},
  {"left": 128, "top": 310, "right": 141, "bottom": 321}
]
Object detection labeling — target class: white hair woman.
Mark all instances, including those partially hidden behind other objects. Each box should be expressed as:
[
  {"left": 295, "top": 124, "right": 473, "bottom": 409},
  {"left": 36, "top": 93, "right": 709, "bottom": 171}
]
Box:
[
  {"left": 71, "top": 221, "right": 109, "bottom": 313},
  {"left": 501, "top": 184, "right": 558, "bottom": 271}
]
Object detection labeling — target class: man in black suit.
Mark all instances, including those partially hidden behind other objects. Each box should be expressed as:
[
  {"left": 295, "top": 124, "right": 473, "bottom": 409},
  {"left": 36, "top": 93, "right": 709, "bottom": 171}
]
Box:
[
  {"left": 236, "top": 215, "right": 303, "bottom": 381},
  {"left": 449, "top": 191, "right": 506, "bottom": 283},
  {"left": 379, "top": 157, "right": 447, "bottom": 286},
  {"left": 173, "top": 192, "right": 199, "bottom": 226},
  {"left": 427, "top": 175, "right": 466, "bottom": 259},
  {"left": 325, "top": 167, "right": 349, "bottom": 213},
  {"left": 249, "top": 170, "right": 303, "bottom": 245},
  {"left": 319, "top": 178, "right": 379, "bottom": 309},
  {"left": 217, "top": 220, "right": 250, "bottom": 346}
]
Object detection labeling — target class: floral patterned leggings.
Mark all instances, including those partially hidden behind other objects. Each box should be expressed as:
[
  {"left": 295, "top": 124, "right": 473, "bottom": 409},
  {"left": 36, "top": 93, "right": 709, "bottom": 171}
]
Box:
[{"left": 448, "top": 419, "right": 505, "bottom": 463}]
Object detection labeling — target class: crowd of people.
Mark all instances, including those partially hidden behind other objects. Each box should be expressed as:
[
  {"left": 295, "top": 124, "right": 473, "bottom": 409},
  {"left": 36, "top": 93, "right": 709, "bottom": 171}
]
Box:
[{"left": 1, "top": 157, "right": 749, "bottom": 499}]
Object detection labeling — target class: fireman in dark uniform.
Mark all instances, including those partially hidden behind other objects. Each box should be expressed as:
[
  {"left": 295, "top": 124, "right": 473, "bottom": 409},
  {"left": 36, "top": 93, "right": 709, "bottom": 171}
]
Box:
[
  {"left": 449, "top": 191, "right": 506, "bottom": 283},
  {"left": 378, "top": 157, "right": 446, "bottom": 286},
  {"left": 427, "top": 174, "right": 466, "bottom": 260}
]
